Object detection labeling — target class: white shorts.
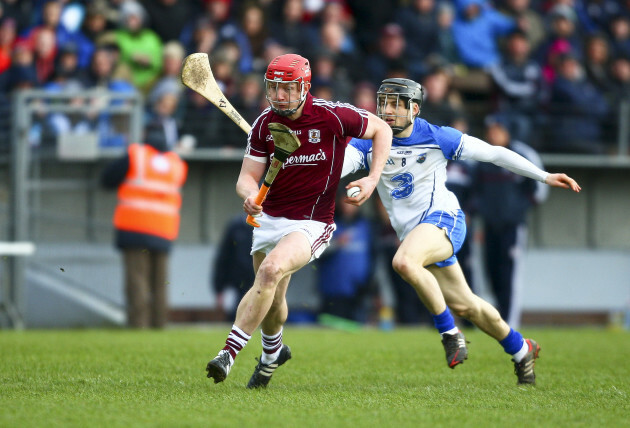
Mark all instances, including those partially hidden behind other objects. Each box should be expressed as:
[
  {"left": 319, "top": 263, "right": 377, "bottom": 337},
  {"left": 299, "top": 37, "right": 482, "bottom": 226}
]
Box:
[{"left": 251, "top": 214, "right": 336, "bottom": 262}]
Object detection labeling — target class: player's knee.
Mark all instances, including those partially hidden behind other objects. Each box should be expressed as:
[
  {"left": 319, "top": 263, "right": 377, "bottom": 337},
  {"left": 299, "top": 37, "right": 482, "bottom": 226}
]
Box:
[
  {"left": 392, "top": 253, "right": 413, "bottom": 279},
  {"left": 257, "top": 260, "right": 284, "bottom": 289}
]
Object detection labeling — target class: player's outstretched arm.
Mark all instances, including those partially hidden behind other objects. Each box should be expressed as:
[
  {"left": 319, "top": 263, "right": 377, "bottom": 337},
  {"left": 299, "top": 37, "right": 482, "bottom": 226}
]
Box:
[
  {"left": 460, "top": 135, "right": 583, "bottom": 193},
  {"left": 545, "top": 173, "right": 581, "bottom": 192}
]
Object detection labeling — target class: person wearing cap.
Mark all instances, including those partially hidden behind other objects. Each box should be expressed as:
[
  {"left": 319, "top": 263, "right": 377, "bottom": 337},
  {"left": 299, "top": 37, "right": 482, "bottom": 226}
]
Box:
[
  {"left": 100, "top": 124, "right": 188, "bottom": 329},
  {"left": 342, "top": 77, "right": 580, "bottom": 385},
  {"left": 535, "top": 4, "right": 584, "bottom": 66},
  {"left": 472, "top": 115, "right": 548, "bottom": 329}
]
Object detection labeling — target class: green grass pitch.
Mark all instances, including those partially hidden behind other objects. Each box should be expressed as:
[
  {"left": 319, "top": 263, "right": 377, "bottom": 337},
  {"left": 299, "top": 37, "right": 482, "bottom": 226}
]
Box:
[{"left": 1, "top": 326, "right": 628, "bottom": 427}]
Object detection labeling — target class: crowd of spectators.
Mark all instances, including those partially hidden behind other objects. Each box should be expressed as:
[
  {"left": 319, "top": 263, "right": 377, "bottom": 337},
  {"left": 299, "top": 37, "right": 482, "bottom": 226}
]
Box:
[{"left": 2, "top": 0, "right": 630, "bottom": 154}]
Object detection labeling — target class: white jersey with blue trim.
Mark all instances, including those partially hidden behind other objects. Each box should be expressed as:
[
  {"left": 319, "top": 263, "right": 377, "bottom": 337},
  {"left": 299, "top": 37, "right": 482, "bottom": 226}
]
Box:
[{"left": 344, "top": 118, "right": 464, "bottom": 241}]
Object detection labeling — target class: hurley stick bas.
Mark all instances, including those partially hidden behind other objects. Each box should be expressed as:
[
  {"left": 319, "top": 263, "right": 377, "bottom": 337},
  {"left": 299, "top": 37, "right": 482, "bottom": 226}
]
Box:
[{"left": 180, "top": 52, "right": 252, "bottom": 134}]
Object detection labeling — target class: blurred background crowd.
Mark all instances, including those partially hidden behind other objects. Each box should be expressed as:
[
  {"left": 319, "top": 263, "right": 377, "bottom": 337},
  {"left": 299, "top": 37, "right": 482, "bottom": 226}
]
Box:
[
  {"left": 1, "top": 0, "right": 630, "bottom": 155},
  {"left": 2, "top": 0, "right": 629, "bottom": 329}
]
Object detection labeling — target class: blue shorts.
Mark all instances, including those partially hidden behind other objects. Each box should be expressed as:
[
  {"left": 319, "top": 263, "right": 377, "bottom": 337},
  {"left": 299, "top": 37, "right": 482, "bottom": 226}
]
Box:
[{"left": 420, "top": 210, "right": 467, "bottom": 268}]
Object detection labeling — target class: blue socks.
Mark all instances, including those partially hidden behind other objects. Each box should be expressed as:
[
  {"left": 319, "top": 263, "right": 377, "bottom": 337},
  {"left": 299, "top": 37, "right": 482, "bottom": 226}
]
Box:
[
  {"left": 499, "top": 328, "right": 524, "bottom": 355},
  {"left": 432, "top": 308, "right": 457, "bottom": 334}
]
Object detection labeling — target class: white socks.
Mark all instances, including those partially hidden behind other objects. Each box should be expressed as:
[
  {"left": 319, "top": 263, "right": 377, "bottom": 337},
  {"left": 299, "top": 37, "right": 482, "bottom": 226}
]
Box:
[
  {"left": 261, "top": 328, "right": 283, "bottom": 364},
  {"left": 512, "top": 340, "right": 529, "bottom": 363},
  {"left": 440, "top": 327, "right": 460, "bottom": 336},
  {"left": 222, "top": 325, "right": 251, "bottom": 366}
]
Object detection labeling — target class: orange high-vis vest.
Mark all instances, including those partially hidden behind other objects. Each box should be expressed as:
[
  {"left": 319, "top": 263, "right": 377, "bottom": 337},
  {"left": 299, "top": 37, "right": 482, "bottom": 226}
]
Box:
[{"left": 114, "top": 143, "right": 187, "bottom": 240}]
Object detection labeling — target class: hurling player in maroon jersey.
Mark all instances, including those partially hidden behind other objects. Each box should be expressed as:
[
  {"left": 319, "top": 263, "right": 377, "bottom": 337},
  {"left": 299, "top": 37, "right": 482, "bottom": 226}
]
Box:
[{"left": 206, "top": 54, "right": 392, "bottom": 388}]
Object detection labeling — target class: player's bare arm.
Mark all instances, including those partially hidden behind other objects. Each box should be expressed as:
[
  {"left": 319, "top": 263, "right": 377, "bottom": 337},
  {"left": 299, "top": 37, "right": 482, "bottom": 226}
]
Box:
[
  {"left": 236, "top": 157, "right": 266, "bottom": 216},
  {"left": 346, "top": 112, "right": 392, "bottom": 206}
]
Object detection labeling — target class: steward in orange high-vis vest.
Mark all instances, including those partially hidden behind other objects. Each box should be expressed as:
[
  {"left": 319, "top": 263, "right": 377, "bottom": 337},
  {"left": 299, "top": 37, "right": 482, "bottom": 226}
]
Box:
[
  {"left": 101, "top": 132, "right": 187, "bottom": 329},
  {"left": 114, "top": 143, "right": 187, "bottom": 241}
]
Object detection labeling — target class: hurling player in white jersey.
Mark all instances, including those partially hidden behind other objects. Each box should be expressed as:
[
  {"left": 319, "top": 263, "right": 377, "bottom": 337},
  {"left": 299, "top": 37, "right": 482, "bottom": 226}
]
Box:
[{"left": 342, "top": 78, "right": 581, "bottom": 385}]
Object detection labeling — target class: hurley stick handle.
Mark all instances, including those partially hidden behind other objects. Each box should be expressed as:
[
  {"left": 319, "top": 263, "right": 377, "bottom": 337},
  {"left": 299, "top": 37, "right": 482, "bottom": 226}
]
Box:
[
  {"left": 246, "top": 184, "right": 270, "bottom": 227},
  {"left": 245, "top": 123, "right": 301, "bottom": 228}
]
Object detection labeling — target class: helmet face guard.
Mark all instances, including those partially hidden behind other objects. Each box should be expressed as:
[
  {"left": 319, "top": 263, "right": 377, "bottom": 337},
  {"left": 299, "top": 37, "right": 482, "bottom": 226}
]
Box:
[
  {"left": 377, "top": 78, "right": 424, "bottom": 133},
  {"left": 264, "top": 79, "right": 307, "bottom": 116},
  {"left": 265, "top": 54, "right": 311, "bottom": 116}
]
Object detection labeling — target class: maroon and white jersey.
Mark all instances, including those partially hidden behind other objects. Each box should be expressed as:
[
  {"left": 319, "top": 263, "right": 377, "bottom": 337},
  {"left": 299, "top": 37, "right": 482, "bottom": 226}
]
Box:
[{"left": 245, "top": 93, "right": 369, "bottom": 224}]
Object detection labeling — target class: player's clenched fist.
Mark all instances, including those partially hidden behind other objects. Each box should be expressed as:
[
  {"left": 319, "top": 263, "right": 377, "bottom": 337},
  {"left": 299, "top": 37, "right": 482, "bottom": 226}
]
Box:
[{"left": 243, "top": 195, "right": 262, "bottom": 217}]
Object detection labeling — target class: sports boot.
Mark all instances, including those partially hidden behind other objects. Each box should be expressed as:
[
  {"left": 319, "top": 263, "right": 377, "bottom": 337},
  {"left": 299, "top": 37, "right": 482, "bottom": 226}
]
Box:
[
  {"left": 441, "top": 331, "right": 468, "bottom": 369},
  {"left": 513, "top": 338, "right": 541, "bottom": 385},
  {"left": 247, "top": 344, "right": 292, "bottom": 389},
  {"left": 206, "top": 350, "right": 232, "bottom": 384}
]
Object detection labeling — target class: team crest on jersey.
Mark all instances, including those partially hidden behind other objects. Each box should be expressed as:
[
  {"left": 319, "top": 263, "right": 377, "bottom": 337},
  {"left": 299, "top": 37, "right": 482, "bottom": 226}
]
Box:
[
  {"left": 308, "top": 129, "right": 321, "bottom": 143},
  {"left": 417, "top": 153, "right": 427, "bottom": 163}
]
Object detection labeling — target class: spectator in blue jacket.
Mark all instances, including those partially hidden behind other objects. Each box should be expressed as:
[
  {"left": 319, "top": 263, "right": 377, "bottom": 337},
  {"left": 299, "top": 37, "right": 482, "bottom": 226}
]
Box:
[
  {"left": 451, "top": 0, "right": 516, "bottom": 69},
  {"left": 316, "top": 191, "right": 376, "bottom": 322}
]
